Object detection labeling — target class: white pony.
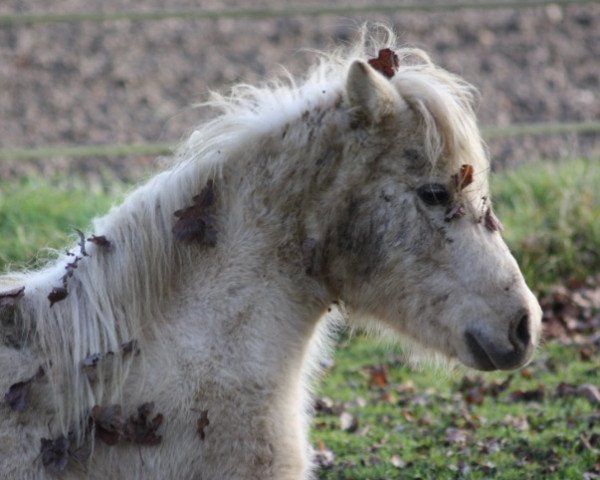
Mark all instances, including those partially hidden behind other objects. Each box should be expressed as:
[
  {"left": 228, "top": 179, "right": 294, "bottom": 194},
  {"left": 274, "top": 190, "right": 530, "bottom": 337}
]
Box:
[{"left": 0, "top": 29, "right": 541, "bottom": 479}]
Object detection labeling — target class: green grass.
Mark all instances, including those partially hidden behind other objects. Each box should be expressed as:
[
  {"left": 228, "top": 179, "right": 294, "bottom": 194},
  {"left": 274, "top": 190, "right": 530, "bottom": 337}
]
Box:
[
  {"left": 492, "top": 159, "right": 600, "bottom": 290},
  {"left": 313, "top": 336, "right": 599, "bottom": 479},
  {"left": 0, "top": 159, "right": 598, "bottom": 478},
  {"left": 0, "top": 176, "right": 126, "bottom": 271}
]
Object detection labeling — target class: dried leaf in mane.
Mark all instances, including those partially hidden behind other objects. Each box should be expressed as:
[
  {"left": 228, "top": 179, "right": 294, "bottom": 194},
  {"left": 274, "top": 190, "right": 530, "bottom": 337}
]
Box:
[
  {"left": 81, "top": 352, "right": 114, "bottom": 383},
  {"left": 90, "top": 404, "right": 123, "bottom": 446},
  {"left": 40, "top": 435, "right": 69, "bottom": 472},
  {"left": 48, "top": 287, "right": 68, "bottom": 307},
  {"left": 75, "top": 229, "right": 89, "bottom": 257},
  {"left": 368, "top": 48, "right": 400, "bottom": 79},
  {"left": 0, "top": 286, "right": 25, "bottom": 306},
  {"left": 453, "top": 164, "right": 474, "bottom": 191},
  {"left": 4, "top": 366, "right": 45, "bottom": 412},
  {"left": 87, "top": 234, "right": 111, "bottom": 248},
  {"left": 173, "top": 179, "right": 218, "bottom": 246},
  {"left": 121, "top": 339, "right": 140, "bottom": 357},
  {"left": 123, "top": 402, "right": 163, "bottom": 446},
  {"left": 484, "top": 208, "right": 504, "bottom": 233},
  {"left": 196, "top": 410, "right": 210, "bottom": 440},
  {"left": 64, "top": 259, "right": 80, "bottom": 280}
]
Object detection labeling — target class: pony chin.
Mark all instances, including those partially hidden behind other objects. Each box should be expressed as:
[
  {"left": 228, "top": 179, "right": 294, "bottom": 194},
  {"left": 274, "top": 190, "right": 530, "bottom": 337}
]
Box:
[{"left": 343, "top": 310, "right": 460, "bottom": 373}]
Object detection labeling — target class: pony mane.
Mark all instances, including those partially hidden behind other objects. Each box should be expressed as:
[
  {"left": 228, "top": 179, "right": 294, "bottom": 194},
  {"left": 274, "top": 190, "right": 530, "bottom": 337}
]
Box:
[{"left": 1, "top": 25, "right": 488, "bottom": 441}]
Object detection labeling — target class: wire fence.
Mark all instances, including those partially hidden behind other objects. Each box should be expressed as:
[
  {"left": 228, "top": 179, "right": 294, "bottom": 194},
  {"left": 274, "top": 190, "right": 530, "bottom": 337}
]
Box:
[
  {"left": 1, "top": 0, "right": 598, "bottom": 162},
  {"left": 0, "top": 0, "right": 597, "bottom": 26},
  {"left": 1, "top": 121, "right": 599, "bottom": 161}
]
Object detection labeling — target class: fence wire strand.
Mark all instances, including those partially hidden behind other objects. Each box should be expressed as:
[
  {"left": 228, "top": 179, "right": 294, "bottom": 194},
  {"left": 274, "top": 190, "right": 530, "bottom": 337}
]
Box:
[
  {"left": 0, "top": 0, "right": 597, "bottom": 26},
  {"left": 0, "top": 121, "right": 598, "bottom": 161}
]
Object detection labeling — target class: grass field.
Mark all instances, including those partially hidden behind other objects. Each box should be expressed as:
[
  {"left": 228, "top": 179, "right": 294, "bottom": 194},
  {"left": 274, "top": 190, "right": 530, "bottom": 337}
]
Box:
[
  {"left": 1, "top": 158, "right": 599, "bottom": 478},
  {"left": 492, "top": 159, "right": 600, "bottom": 292}
]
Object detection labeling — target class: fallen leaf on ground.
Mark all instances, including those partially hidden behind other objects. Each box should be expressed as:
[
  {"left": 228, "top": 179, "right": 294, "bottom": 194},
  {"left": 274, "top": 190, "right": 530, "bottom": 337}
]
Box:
[
  {"left": 339, "top": 411, "right": 358, "bottom": 433},
  {"left": 390, "top": 454, "right": 406, "bottom": 469},
  {"left": 556, "top": 382, "right": 600, "bottom": 404},
  {"left": 445, "top": 428, "right": 470, "bottom": 447},
  {"left": 367, "top": 365, "right": 388, "bottom": 389},
  {"left": 503, "top": 414, "right": 529, "bottom": 431},
  {"left": 314, "top": 440, "right": 335, "bottom": 469},
  {"left": 509, "top": 385, "right": 545, "bottom": 402}
]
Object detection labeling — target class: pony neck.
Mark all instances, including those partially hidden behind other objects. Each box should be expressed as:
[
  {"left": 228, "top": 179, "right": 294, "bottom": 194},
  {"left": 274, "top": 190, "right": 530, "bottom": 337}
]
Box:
[{"left": 5, "top": 95, "right": 348, "bottom": 439}]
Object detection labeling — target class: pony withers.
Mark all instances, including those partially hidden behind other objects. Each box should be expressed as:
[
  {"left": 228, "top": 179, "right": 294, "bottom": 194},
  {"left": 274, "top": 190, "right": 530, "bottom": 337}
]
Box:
[{"left": 0, "top": 29, "right": 541, "bottom": 479}]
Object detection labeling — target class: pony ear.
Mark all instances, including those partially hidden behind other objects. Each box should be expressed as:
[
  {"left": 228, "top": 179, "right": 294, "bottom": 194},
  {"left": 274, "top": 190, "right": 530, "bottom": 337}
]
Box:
[{"left": 345, "top": 60, "right": 407, "bottom": 124}]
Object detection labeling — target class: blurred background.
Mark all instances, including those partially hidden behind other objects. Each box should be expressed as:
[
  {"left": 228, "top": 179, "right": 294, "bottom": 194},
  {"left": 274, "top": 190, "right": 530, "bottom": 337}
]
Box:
[{"left": 0, "top": 1, "right": 598, "bottom": 180}]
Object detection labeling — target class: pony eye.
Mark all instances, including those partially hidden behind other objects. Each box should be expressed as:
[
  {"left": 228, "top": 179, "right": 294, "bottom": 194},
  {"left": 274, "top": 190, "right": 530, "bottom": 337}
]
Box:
[{"left": 416, "top": 183, "right": 450, "bottom": 206}]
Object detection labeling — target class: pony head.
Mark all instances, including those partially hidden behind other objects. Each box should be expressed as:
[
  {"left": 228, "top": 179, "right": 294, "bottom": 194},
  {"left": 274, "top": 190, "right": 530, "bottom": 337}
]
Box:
[{"left": 314, "top": 49, "right": 541, "bottom": 371}]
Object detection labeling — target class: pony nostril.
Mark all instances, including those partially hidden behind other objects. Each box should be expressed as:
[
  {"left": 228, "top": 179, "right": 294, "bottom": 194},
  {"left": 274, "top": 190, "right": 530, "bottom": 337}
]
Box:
[{"left": 510, "top": 314, "right": 531, "bottom": 350}]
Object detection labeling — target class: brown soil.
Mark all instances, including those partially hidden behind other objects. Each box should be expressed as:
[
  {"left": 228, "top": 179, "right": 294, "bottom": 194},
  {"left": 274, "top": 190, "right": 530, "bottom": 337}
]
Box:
[{"left": 0, "top": 2, "right": 599, "bottom": 180}]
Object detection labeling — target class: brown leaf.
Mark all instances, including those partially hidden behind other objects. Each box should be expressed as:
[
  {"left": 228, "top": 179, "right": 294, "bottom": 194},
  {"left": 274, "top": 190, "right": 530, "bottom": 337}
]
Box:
[
  {"left": 87, "top": 235, "right": 111, "bottom": 248},
  {"left": 520, "top": 368, "right": 533, "bottom": 379},
  {"left": 578, "top": 384, "right": 600, "bottom": 405},
  {"left": 173, "top": 179, "right": 218, "bottom": 246},
  {"left": 555, "top": 382, "right": 600, "bottom": 405},
  {"left": 0, "top": 286, "right": 25, "bottom": 307},
  {"left": 48, "top": 287, "right": 68, "bottom": 307},
  {"left": 75, "top": 229, "right": 89, "bottom": 257},
  {"left": 40, "top": 435, "right": 69, "bottom": 472},
  {"left": 580, "top": 346, "right": 594, "bottom": 361},
  {"left": 452, "top": 164, "right": 474, "bottom": 191},
  {"left": 486, "top": 376, "right": 513, "bottom": 396},
  {"left": 314, "top": 397, "right": 341, "bottom": 415},
  {"left": 314, "top": 440, "right": 335, "bottom": 469},
  {"left": 464, "top": 386, "right": 485, "bottom": 406},
  {"left": 368, "top": 365, "right": 388, "bottom": 389},
  {"left": 4, "top": 366, "right": 44, "bottom": 412},
  {"left": 368, "top": 48, "right": 400, "bottom": 79},
  {"left": 124, "top": 402, "right": 163, "bottom": 446},
  {"left": 484, "top": 207, "right": 504, "bottom": 233},
  {"left": 121, "top": 339, "right": 140, "bottom": 357},
  {"left": 509, "top": 385, "right": 545, "bottom": 402},
  {"left": 5, "top": 379, "right": 33, "bottom": 412},
  {"left": 196, "top": 410, "right": 210, "bottom": 440},
  {"left": 90, "top": 404, "right": 123, "bottom": 446}
]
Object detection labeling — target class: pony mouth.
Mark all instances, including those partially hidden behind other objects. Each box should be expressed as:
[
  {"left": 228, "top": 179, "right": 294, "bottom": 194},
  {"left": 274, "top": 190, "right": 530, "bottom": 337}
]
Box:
[
  {"left": 464, "top": 330, "right": 534, "bottom": 372},
  {"left": 464, "top": 332, "right": 497, "bottom": 371}
]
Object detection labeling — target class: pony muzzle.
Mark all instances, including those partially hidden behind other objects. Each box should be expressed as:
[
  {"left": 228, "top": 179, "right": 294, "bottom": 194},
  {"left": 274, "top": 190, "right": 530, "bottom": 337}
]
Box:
[{"left": 464, "top": 312, "right": 536, "bottom": 371}]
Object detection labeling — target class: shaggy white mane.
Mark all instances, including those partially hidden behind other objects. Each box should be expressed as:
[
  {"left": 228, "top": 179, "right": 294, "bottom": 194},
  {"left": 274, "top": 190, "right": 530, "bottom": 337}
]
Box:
[{"left": 1, "top": 26, "right": 488, "bottom": 441}]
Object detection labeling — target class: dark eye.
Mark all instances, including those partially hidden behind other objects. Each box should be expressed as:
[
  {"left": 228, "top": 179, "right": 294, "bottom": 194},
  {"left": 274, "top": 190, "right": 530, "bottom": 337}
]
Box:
[{"left": 416, "top": 183, "right": 450, "bottom": 206}]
